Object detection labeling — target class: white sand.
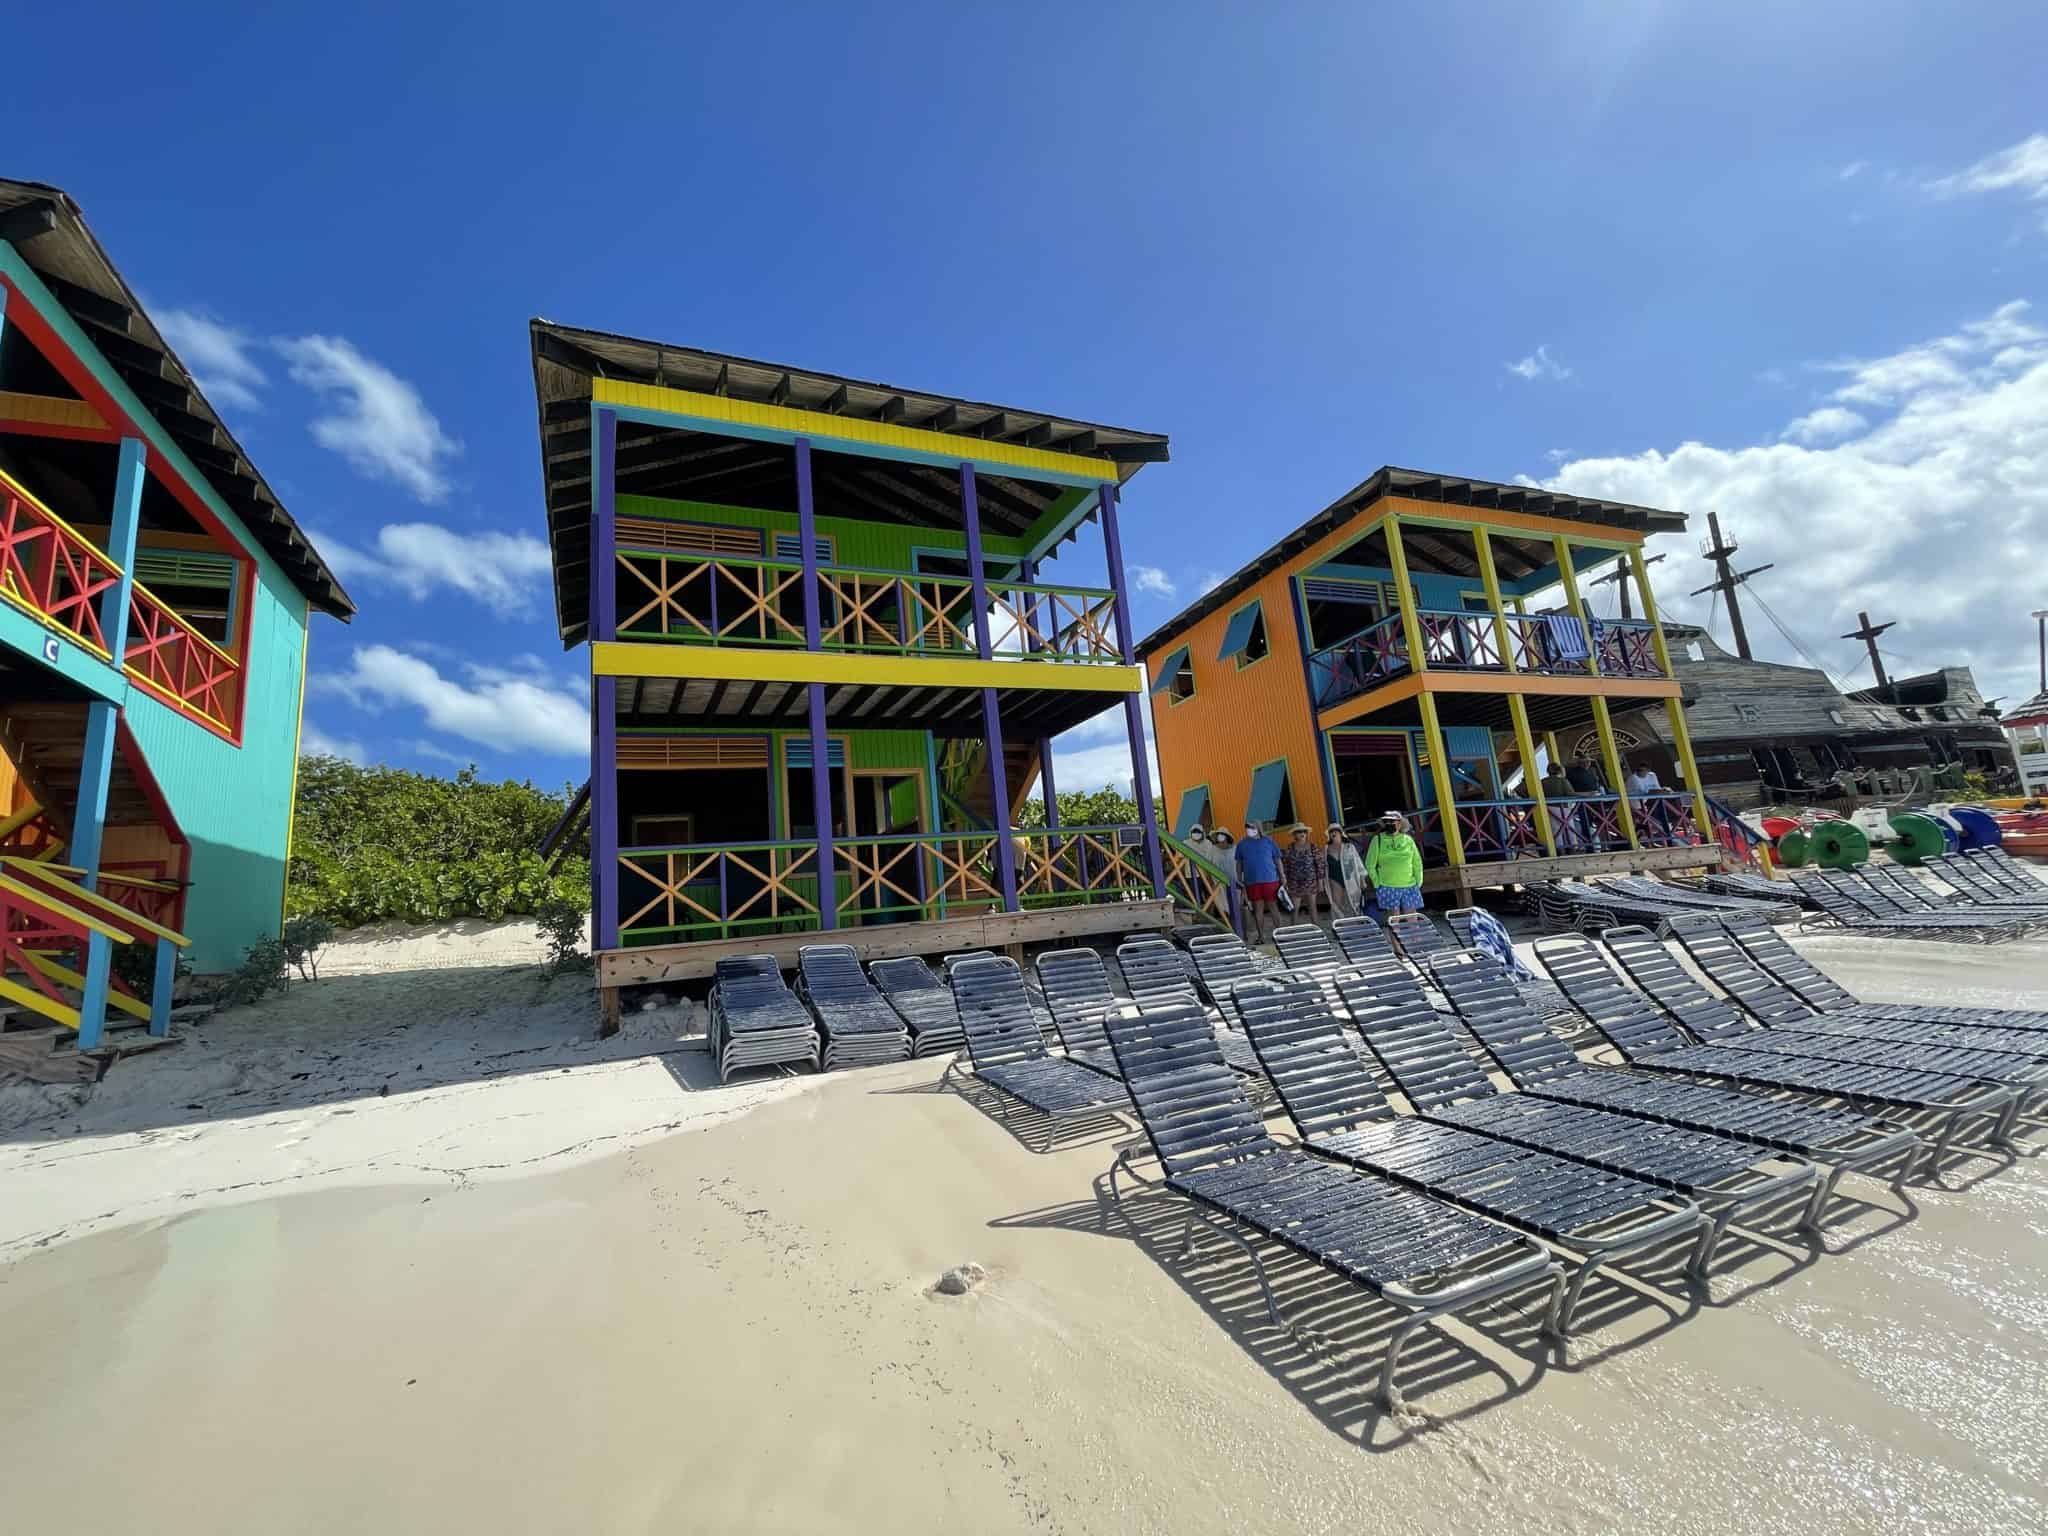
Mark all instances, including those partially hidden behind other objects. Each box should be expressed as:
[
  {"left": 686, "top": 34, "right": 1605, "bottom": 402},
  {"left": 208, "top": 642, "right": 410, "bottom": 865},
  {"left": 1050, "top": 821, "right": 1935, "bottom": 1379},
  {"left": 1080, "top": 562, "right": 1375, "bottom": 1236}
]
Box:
[{"left": 2, "top": 924, "right": 2045, "bottom": 1532}]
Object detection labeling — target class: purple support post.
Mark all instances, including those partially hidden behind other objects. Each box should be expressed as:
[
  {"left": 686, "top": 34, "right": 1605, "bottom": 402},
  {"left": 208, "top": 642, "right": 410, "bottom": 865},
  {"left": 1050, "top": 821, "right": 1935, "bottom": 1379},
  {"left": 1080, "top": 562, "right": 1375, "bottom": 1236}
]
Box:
[
  {"left": 589, "top": 409, "right": 621, "bottom": 951},
  {"left": 961, "top": 464, "right": 1018, "bottom": 910},
  {"left": 807, "top": 684, "right": 837, "bottom": 929},
  {"left": 1098, "top": 482, "right": 1166, "bottom": 897},
  {"left": 797, "top": 438, "right": 836, "bottom": 928},
  {"left": 1037, "top": 736, "right": 1059, "bottom": 831}
]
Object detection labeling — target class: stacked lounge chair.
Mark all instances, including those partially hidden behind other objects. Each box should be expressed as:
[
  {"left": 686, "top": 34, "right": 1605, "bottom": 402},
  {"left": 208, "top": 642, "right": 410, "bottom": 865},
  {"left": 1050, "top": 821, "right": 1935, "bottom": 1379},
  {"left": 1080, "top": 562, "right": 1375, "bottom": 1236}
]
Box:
[
  {"left": 1788, "top": 870, "right": 2011, "bottom": 941},
  {"left": 1858, "top": 864, "right": 2045, "bottom": 933},
  {"left": 1033, "top": 948, "right": 1126, "bottom": 1076},
  {"left": 1527, "top": 879, "right": 1694, "bottom": 933},
  {"left": 1593, "top": 925, "right": 2015, "bottom": 1164},
  {"left": 1974, "top": 846, "right": 2048, "bottom": 896},
  {"left": 1927, "top": 853, "right": 2048, "bottom": 913},
  {"left": 797, "top": 944, "right": 911, "bottom": 1070},
  {"left": 869, "top": 956, "right": 967, "bottom": 1056},
  {"left": 947, "top": 955, "right": 1127, "bottom": 1150},
  {"left": 1338, "top": 959, "right": 1819, "bottom": 1259},
  {"left": 710, "top": 955, "right": 821, "bottom": 1084},
  {"left": 945, "top": 950, "right": 1059, "bottom": 1045},
  {"left": 1697, "top": 869, "right": 1823, "bottom": 910},
  {"left": 1597, "top": 875, "right": 1799, "bottom": 926},
  {"left": 1102, "top": 1000, "right": 1567, "bottom": 1408},
  {"left": 1721, "top": 912, "right": 2048, "bottom": 1031},
  {"left": 1238, "top": 977, "right": 1710, "bottom": 1330},
  {"left": 1183, "top": 930, "right": 1275, "bottom": 1026}
]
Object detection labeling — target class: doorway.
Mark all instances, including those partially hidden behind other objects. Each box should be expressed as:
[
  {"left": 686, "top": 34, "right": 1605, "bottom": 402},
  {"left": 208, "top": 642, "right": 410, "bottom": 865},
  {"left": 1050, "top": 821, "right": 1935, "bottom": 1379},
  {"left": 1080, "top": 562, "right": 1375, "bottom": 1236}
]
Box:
[{"left": 1329, "top": 731, "right": 1415, "bottom": 827}]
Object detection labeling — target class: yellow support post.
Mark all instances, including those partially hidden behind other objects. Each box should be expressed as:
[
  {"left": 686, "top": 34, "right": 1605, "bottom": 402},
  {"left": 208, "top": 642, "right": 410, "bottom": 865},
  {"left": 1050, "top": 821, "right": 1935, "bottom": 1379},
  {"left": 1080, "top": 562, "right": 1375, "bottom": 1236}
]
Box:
[
  {"left": 1507, "top": 694, "right": 1556, "bottom": 856},
  {"left": 1384, "top": 515, "right": 1428, "bottom": 675},
  {"left": 1628, "top": 547, "right": 1714, "bottom": 837},
  {"left": 1471, "top": 527, "right": 1516, "bottom": 674},
  {"left": 1418, "top": 691, "right": 1465, "bottom": 867},
  {"left": 1550, "top": 535, "right": 1600, "bottom": 677},
  {"left": 1590, "top": 697, "right": 1640, "bottom": 849}
]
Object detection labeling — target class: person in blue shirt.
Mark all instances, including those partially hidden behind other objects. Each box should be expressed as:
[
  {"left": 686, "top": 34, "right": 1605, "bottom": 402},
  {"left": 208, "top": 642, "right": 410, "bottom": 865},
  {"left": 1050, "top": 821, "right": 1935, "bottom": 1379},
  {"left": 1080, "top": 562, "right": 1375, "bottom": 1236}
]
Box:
[{"left": 1234, "top": 819, "right": 1283, "bottom": 944}]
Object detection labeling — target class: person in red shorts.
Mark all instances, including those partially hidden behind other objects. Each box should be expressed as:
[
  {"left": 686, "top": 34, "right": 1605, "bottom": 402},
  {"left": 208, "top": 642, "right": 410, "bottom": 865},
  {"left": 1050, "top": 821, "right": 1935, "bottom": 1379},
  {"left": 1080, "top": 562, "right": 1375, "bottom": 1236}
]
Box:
[{"left": 1234, "top": 819, "right": 1283, "bottom": 944}]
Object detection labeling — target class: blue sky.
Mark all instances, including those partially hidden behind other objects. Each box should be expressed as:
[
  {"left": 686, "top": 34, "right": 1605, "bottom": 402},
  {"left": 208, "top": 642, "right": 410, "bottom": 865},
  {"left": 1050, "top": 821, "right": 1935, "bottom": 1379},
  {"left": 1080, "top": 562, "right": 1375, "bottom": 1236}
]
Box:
[{"left": 12, "top": 3, "right": 2048, "bottom": 791}]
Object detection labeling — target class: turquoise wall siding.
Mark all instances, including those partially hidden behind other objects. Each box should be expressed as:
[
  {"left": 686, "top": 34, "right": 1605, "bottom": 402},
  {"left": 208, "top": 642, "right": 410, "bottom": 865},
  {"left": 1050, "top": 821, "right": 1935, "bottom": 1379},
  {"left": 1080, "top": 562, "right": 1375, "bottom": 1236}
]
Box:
[
  {"left": 2, "top": 242, "right": 313, "bottom": 973},
  {"left": 124, "top": 552, "right": 309, "bottom": 971}
]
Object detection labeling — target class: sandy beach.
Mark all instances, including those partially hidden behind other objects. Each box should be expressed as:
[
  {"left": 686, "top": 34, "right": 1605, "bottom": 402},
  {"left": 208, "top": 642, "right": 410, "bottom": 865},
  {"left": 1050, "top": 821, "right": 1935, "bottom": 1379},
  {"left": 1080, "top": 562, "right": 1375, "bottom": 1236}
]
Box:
[{"left": 2, "top": 928, "right": 2046, "bottom": 1534}]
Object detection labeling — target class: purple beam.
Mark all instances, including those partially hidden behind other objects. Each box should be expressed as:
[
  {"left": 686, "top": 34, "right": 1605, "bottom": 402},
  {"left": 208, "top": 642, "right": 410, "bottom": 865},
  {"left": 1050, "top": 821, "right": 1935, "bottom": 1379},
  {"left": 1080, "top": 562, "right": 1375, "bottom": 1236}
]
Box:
[
  {"left": 593, "top": 679, "right": 619, "bottom": 949},
  {"left": 983, "top": 690, "right": 1018, "bottom": 910},
  {"left": 1099, "top": 481, "right": 1165, "bottom": 897},
  {"left": 1037, "top": 735, "right": 1059, "bottom": 830},
  {"left": 960, "top": 464, "right": 993, "bottom": 660},
  {"left": 795, "top": 437, "right": 822, "bottom": 650},
  {"left": 590, "top": 410, "right": 620, "bottom": 950},
  {"left": 593, "top": 409, "right": 618, "bottom": 641},
  {"left": 808, "top": 684, "right": 837, "bottom": 929}
]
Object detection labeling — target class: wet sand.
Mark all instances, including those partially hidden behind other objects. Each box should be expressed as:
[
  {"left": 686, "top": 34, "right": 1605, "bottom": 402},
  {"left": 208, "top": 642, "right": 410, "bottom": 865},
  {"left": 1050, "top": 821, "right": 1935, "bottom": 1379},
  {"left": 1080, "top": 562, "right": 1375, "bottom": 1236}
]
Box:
[{"left": 3, "top": 939, "right": 2046, "bottom": 1533}]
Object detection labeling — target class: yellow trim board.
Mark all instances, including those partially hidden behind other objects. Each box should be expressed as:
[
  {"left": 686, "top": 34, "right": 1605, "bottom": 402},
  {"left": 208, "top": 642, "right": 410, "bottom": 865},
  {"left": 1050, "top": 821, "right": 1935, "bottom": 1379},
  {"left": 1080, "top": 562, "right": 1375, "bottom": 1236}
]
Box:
[
  {"left": 592, "top": 641, "right": 1145, "bottom": 694},
  {"left": 0, "top": 973, "right": 81, "bottom": 1030},
  {"left": 0, "top": 869, "right": 146, "bottom": 944},
  {"left": 591, "top": 378, "right": 1125, "bottom": 482},
  {"left": 0, "top": 391, "right": 108, "bottom": 432},
  {"left": 2, "top": 858, "right": 190, "bottom": 945},
  {"left": 1316, "top": 670, "right": 1679, "bottom": 730},
  {"left": 21, "top": 949, "right": 151, "bottom": 1020}
]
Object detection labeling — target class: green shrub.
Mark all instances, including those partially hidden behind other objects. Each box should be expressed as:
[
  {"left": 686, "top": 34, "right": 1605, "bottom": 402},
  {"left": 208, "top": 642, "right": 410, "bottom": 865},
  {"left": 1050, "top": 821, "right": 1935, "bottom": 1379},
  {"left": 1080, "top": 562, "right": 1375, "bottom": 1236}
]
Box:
[
  {"left": 215, "top": 936, "right": 289, "bottom": 1006},
  {"left": 282, "top": 914, "right": 335, "bottom": 980},
  {"left": 286, "top": 757, "right": 588, "bottom": 927},
  {"left": 537, "top": 891, "right": 591, "bottom": 976}
]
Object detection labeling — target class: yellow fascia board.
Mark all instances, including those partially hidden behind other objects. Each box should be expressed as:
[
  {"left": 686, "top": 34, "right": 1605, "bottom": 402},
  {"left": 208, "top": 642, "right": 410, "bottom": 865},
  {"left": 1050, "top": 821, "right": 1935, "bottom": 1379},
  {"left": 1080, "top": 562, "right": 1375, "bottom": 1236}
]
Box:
[
  {"left": 591, "top": 378, "right": 1124, "bottom": 483},
  {"left": 591, "top": 641, "right": 1144, "bottom": 694},
  {"left": 0, "top": 872, "right": 136, "bottom": 942}
]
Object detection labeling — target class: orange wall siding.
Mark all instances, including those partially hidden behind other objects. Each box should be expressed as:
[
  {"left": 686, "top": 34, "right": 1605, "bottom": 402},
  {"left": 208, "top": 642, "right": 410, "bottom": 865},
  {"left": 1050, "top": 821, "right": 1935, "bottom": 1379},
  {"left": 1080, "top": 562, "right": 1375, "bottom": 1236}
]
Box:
[{"left": 1148, "top": 565, "right": 1332, "bottom": 834}]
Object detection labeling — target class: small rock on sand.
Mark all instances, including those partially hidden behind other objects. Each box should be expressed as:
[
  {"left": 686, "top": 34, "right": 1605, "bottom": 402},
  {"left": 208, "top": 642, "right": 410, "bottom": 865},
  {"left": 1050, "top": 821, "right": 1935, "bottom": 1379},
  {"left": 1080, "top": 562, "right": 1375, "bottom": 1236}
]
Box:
[{"left": 933, "top": 1262, "right": 986, "bottom": 1296}]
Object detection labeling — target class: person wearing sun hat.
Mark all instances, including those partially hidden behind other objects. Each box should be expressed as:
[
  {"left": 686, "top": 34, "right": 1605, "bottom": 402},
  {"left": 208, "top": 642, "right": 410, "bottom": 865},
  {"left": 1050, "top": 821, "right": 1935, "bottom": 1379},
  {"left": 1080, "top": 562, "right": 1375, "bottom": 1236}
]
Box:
[
  {"left": 1280, "top": 821, "right": 1325, "bottom": 922},
  {"left": 1364, "top": 810, "right": 1424, "bottom": 919}
]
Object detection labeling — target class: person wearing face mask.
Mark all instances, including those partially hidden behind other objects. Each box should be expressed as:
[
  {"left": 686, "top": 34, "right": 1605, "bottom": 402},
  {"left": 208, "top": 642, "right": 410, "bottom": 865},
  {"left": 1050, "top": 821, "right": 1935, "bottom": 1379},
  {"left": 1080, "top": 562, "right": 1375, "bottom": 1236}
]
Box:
[{"left": 1233, "top": 819, "right": 1283, "bottom": 944}]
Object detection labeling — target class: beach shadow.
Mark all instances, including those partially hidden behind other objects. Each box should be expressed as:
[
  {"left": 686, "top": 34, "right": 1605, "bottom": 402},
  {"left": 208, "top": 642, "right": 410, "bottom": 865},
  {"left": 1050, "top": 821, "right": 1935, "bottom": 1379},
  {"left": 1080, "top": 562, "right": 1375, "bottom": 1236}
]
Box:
[
  {"left": 992, "top": 1164, "right": 1714, "bottom": 1447},
  {"left": 884, "top": 1064, "right": 1131, "bottom": 1155}
]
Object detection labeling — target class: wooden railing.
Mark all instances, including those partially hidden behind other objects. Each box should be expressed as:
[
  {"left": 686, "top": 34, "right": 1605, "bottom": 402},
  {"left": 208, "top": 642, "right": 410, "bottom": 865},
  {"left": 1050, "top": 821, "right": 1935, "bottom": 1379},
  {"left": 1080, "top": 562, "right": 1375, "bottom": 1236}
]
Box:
[
  {"left": 1308, "top": 608, "right": 1668, "bottom": 710},
  {"left": 1308, "top": 613, "right": 1409, "bottom": 706},
  {"left": 0, "top": 464, "right": 123, "bottom": 658},
  {"left": 124, "top": 580, "right": 241, "bottom": 733},
  {"left": 1591, "top": 619, "right": 1664, "bottom": 679},
  {"left": 612, "top": 545, "right": 1123, "bottom": 664}
]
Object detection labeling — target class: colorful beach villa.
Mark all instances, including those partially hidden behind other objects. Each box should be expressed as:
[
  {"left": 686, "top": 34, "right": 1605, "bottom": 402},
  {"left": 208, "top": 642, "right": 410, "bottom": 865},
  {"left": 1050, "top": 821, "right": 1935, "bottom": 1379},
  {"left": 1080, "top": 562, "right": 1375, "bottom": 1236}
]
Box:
[
  {"left": 0, "top": 180, "right": 349, "bottom": 1058},
  {"left": 1137, "top": 468, "right": 1750, "bottom": 899},
  {"left": 529, "top": 322, "right": 1231, "bottom": 1025}
]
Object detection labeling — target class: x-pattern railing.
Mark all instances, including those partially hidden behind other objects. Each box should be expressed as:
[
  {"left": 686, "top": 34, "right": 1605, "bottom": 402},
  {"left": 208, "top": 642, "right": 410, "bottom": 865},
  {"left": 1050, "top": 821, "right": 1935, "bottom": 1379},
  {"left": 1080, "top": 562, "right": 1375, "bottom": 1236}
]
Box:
[
  {"left": 1592, "top": 619, "right": 1664, "bottom": 678},
  {"left": 125, "top": 581, "right": 240, "bottom": 733},
  {"left": 1502, "top": 611, "right": 1589, "bottom": 674},
  {"left": 1415, "top": 609, "right": 1503, "bottom": 669},
  {"left": 0, "top": 467, "right": 122, "bottom": 658},
  {"left": 1308, "top": 613, "right": 1410, "bottom": 707},
  {"left": 1014, "top": 825, "right": 1152, "bottom": 906},
  {"left": 987, "top": 584, "right": 1122, "bottom": 663}
]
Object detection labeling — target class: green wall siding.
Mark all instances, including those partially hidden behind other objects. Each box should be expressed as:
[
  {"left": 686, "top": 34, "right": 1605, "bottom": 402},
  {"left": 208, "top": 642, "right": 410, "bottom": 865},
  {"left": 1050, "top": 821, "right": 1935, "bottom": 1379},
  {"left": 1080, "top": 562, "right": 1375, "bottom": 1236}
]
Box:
[
  {"left": 618, "top": 494, "right": 1029, "bottom": 567},
  {"left": 125, "top": 560, "right": 309, "bottom": 971}
]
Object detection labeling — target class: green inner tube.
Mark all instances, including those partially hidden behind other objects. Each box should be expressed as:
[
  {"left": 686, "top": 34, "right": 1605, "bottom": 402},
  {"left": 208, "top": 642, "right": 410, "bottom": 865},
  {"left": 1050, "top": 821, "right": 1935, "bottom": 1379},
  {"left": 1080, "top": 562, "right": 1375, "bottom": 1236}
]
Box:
[
  {"left": 1808, "top": 820, "right": 1870, "bottom": 869},
  {"left": 1776, "top": 827, "right": 1810, "bottom": 867},
  {"left": 1888, "top": 812, "right": 1948, "bottom": 866}
]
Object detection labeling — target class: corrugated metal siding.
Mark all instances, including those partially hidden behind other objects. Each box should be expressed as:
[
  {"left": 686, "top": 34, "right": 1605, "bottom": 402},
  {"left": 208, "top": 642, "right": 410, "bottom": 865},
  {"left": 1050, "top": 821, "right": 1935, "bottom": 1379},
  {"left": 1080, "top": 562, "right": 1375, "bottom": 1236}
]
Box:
[
  {"left": 125, "top": 561, "right": 307, "bottom": 970},
  {"left": 1147, "top": 563, "right": 1330, "bottom": 833},
  {"left": 618, "top": 495, "right": 1030, "bottom": 567}
]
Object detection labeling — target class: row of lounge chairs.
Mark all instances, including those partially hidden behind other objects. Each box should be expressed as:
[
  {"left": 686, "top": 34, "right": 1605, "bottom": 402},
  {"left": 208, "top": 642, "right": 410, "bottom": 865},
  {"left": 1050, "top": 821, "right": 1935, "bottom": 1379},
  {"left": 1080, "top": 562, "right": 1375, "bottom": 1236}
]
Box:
[
  {"left": 1528, "top": 877, "right": 1798, "bottom": 934},
  {"left": 1788, "top": 865, "right": 2048, "bottom": 941},
  {"left": 941, "top": 906, "right": 2041, "bottom": 1407}
]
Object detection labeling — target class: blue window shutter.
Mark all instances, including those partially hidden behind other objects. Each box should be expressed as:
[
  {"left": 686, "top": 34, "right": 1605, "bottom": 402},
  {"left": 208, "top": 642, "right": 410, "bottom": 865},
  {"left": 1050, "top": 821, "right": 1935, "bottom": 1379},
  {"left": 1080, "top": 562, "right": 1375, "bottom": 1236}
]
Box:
[
  {"left": 1173, "top": 786, "right": 1210, "bottom": 839},
  {"left": 1148, "top": 645, "right": 1192, "bottom": 695},
  {"left": 784, "top": 738, "right": 846, "bottom": 769},
  {"left": 772, "top": 532, "right": 834, "bottom": 562},
  {"left": 1217, "top": 600, "right": 1263, "bottom": 660},
  {"left": 1245, "top": 760, "right": 1290, "bottom": 824}
]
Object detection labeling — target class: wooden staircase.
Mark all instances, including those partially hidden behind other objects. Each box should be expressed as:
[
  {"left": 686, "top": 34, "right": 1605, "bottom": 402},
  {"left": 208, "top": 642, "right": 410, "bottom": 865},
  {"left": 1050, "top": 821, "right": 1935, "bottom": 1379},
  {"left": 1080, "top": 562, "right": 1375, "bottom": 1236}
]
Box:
[{"left": 938, "top": 738, "right": 1041, "bottom": 831}]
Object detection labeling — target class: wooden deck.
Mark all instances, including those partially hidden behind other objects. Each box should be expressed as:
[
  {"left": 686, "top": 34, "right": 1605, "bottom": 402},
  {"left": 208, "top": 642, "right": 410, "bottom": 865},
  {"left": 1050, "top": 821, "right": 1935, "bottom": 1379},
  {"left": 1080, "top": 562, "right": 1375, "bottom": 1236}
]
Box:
[
  {"left": 594, "top": 898, "right": 1179, "bottom": 1032},
  {"left": 1423, "top": 844, "right": 1723, "bottom": 899}
]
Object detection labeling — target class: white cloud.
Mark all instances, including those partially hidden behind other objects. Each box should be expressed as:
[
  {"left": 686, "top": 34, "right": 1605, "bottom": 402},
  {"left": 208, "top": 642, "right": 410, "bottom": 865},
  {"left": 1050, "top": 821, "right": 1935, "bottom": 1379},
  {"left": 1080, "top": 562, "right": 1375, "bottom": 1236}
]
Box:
[
  {"left": 156, "top": 308, "right": 268, "bottom": 413},
  {"left": 275, "top": 335, "right": 460, "bottom": 503},
  {"left": 1130, "top": 565, "right": 1176, "bottom": 598},
  {"left": 1839, "top": 160, "right": 1868, "bottom": 181},
  {"left": 1506, "top": 345, "right": 1572, "bottom": 382},
  {"left": 315, "top": 644, "right": 588, "bottom": 757},
  {"left": 299, "top": 722, "right": 366, "bottom": 764},
  {"left": 1194, "top": 569, "right": 1231, "bottom": 596},
  {"left": 1779, "top": 406, "right": 1868, "bottom": 445},
  {"left": 1044, "top": 704, "right": 1160, "bottom": 797},
  {"left": 1926, "top": 133, "right": 2048, "bottom": 206},
  {"left": 1542, "top": 300, "right": 2048, "bottom": 704},
  {"left": 311, "top": 522, "right": 551, "bottom": 612}
]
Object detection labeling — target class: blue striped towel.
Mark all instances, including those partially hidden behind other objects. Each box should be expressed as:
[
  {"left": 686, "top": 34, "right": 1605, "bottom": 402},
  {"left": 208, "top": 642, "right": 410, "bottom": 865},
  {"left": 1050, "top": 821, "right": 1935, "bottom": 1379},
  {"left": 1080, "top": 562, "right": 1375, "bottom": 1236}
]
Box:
[{"left": 1467, "top": 907, "right": 1535, "bottom": 980}]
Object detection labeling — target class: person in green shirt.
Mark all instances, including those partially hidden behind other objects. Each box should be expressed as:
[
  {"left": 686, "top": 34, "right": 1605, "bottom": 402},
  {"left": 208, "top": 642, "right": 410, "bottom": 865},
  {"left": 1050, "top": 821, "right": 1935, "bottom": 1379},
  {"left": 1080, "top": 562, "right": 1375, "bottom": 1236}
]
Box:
[{"left": 1364, "top": 810, "right": 1424, "bottom": 917}]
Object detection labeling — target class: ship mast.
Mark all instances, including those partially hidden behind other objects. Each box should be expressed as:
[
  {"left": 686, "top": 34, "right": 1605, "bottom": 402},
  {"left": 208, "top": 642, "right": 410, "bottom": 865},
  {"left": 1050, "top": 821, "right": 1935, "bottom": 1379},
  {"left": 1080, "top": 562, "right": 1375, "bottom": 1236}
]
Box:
[{"left": 1688, "top": 511, "right": 1773, "bottom": 659}]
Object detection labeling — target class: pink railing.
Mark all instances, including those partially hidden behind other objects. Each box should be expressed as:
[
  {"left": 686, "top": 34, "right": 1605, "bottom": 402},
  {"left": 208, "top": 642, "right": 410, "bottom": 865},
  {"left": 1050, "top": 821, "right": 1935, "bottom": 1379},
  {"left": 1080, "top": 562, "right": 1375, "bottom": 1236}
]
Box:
[
  {"left": 124, "top": 581, "right": 241, "bottom": 734},
  {"left": 0, "top": 466, "right": 123, "bottom": 657}
]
